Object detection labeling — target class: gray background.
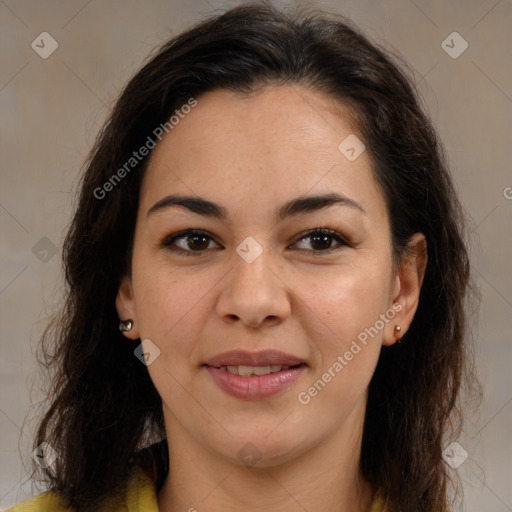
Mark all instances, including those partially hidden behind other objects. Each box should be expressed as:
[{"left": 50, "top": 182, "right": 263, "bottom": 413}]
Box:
[{"left": 1, "top": 0, "right": 511, "bottom": 510}]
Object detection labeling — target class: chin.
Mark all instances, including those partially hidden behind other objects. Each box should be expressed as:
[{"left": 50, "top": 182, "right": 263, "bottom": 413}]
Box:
[{"left": 210, "top": 426, "right": 315, "bottom": 469}]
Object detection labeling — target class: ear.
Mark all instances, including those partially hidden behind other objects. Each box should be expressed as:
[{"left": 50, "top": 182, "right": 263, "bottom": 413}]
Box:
[
  {"left": 383, "top": 233, "right": 428, "bottom": 346},
  {"left": 116, "top": 275, "right": 140, "bottom": 340}
]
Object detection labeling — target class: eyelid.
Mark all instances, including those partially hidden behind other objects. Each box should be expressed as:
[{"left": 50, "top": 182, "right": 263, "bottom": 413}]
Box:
[
  {"left": 161, "top": 227, "right": 351, "bottom": 255},
  {"left": 293, "top": 228, "right": 350, "bottom": 246},
  {"left": 161, "top": 229, "right": 221, "bottom": 254}
]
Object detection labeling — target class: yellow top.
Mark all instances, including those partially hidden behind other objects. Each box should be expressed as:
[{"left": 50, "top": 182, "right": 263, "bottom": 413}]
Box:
[{"left": 6, "top": 469, "right": 387, "bottom": 511}]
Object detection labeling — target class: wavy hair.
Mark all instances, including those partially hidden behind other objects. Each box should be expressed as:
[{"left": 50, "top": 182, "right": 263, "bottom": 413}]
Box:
[{"left": 31, "top": 2, "right": 481, "bottom": 511}]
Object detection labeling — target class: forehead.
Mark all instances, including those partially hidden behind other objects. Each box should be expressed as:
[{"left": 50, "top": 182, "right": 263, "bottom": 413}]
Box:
[
  {"left": 140, "top": 85, "right": 385, "bottom": 221},
  {"left": 149, "top": 85, "right": 361, "bottom": 161}
]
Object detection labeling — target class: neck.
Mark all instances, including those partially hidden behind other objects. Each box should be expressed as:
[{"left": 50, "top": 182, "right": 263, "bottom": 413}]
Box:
[{"left": 157, "top": 394, "right": 374, "bottom": 512}]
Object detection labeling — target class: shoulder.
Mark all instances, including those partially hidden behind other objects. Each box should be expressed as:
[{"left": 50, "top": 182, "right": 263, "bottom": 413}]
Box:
[
  {"left": 370, "top": 493, "right": 387, "bottom": 512},
  {"left": 5, "top": 491, "right": 70, "bottom": 512},
  {"left": 5, "top": 468, "right": 158, "bottom": 512}
]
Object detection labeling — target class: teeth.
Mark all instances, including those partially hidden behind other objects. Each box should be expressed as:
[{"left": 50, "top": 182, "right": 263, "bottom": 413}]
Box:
[
  {"left": 223, "top": 364, "right": 291, "bottom": 376},
  {"left": 253, "top": 366, "right": 271, "bottom": 376}
]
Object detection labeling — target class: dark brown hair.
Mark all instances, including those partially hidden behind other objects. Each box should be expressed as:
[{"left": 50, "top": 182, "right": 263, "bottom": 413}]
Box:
[{"left": 31, "top": 2, "right": 480, "bottom": 511}]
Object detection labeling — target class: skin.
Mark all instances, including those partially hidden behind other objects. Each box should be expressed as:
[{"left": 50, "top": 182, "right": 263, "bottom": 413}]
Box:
[{"left": 116, "top": 85, "right": 427, "bottom": 512}]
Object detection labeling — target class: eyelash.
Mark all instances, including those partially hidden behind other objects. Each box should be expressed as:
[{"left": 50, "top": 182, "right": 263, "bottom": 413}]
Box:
[{"left": 161, "top": 228, "right": 351, "bottom": 256}]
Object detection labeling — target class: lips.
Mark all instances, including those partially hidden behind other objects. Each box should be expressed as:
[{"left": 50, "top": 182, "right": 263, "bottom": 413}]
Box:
[
  {"left": 203, "top": 349, "right": 307, "bottom": 400},
  {"left": 204, "top": 349, "right": 306, "bottom": 368}
]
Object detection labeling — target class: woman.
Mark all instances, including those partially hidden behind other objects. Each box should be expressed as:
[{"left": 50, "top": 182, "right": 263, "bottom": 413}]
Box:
[{"left": 9, "top": 2, "right": 480, "bottom": 511}]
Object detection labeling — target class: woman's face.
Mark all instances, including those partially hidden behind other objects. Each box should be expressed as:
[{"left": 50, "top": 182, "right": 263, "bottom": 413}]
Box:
[{"left": 117, "top": 85, "right": 423, "bottom": 467}]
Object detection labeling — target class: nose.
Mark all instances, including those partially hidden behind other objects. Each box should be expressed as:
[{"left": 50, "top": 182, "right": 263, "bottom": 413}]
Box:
[{"left": 216, "top": 246, "right": 291, "bottom": 329}]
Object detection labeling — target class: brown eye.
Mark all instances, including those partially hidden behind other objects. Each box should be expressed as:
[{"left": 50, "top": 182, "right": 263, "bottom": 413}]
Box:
[
  {"left": 162, "top": 229, "right": 220, "bottom": 255},
  {"left": 161, "top": 228, "right": 350, "bottom": 257},
  {"left": 293, "top": 228, "right": 350, "bottom": 253}
]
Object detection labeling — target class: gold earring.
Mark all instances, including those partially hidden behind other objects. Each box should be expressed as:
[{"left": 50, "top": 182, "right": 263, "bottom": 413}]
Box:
[
  {"left": 394, "top": 325, "right": 402, "bottom": 341},
  {"left": 119, "top": 319, "right": 133, "bottom": 332}
]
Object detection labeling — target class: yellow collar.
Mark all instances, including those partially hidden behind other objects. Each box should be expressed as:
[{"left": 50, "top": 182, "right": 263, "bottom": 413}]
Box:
[{"left": 7, "top": 467, "right": 386, "bottom": 511}]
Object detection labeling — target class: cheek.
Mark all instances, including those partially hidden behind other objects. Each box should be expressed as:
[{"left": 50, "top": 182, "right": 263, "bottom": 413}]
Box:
[
  {"left": 297, "top": 260, "right": 391, "bottom": 353},
  {"left": 131, "top": 267, "right": 217, "bottom": 404},
  {"left": 132, "top": 258, "right": 219, "bottom": 357},
  {"left": 293, "top": 267, "right": 389, "bottom": 423}
]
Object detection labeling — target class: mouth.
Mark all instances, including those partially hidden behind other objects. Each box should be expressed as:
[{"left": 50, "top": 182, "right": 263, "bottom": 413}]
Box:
[
  {"left": 203, "top": 349, "right": 307, "bottom": 369},
  {"left": 202, "top": 350, "right": 308, "bottom": 400},
  {"left": 204, "top": 363, "right": 307, "bottom": 376}
]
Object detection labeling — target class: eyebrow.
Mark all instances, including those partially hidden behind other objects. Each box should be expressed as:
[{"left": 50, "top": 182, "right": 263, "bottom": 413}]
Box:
[{"left": 147, "top": 192, "right": 365, "bottom": 221}]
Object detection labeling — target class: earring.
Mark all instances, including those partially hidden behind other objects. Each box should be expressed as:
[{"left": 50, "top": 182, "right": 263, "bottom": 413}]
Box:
[
  {"left": 394, "top": 325, "right": 402, "bottom": 341},
  {"left": 119, "top": 319, "right": 133, "bottom": 332}
]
